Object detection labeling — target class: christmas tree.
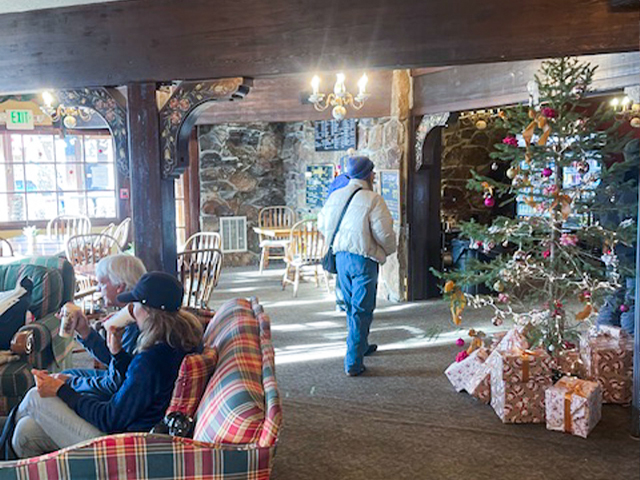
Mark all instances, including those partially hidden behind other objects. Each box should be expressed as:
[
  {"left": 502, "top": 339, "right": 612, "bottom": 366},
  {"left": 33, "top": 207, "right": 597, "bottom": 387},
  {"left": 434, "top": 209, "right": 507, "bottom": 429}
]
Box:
[{"left": 440, "top": 57, "right": 636, "bottom": 354}]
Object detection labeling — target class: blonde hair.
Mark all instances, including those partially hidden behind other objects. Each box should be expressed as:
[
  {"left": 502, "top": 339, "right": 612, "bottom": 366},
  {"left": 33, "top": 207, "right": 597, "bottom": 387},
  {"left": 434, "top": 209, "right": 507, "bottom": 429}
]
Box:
[
  {"left": 96, "top": 255, "right": 147, "bottom": 290},
  {"left": 136, "top": 307, "right": 202, "bottom": 353}
]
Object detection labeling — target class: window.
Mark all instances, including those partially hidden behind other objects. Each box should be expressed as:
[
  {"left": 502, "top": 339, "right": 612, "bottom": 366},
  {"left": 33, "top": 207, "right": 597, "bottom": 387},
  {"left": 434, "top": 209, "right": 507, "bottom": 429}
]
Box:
[
  {"left": 220, "top": 216, "right": 247, "bottom": 253},
  {"left": 175, "top": 177, "right": 186, "bottom": 249},
  {"left": 0, "top": 131, "right": 118, "bottom": 225}
]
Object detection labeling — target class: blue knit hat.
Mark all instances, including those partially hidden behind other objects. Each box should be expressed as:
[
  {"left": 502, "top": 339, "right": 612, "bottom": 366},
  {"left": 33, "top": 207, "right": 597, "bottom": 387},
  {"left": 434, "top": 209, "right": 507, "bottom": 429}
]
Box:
[{"left": 346, "top": 156, "right": 374, "bottom": 180}]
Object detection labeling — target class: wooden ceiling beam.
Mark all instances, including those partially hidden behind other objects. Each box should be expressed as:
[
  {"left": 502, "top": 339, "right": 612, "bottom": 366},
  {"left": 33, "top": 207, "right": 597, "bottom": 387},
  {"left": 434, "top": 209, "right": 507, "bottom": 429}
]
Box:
[{"left": 0, "top": 0, "right": 636, "bottom": 93}]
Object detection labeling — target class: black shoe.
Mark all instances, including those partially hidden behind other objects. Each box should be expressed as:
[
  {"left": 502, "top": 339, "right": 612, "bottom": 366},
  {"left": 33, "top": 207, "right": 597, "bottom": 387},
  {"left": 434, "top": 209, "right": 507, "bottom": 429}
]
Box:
[
  {"left": 364, "top": 344, "right": 378, "bottom": 356},
  {"left": 346, "top": 365, "right": 366, "bottom": 377}
]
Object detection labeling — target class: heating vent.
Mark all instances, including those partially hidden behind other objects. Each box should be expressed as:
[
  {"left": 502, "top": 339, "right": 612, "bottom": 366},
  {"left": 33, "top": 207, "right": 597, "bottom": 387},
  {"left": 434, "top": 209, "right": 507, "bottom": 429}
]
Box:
[{"left": 220, "top": 216, "right": 247, "bottom": 253}]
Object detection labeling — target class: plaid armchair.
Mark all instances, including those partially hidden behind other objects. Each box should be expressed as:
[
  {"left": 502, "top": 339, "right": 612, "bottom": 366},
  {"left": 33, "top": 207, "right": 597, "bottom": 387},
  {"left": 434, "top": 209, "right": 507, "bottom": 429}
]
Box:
[
  {"left": 0, "top": 297, "right": 283, "bottom": 479},
  {"left": 0, "top": 256, "right": 76, "bottom": 416}
]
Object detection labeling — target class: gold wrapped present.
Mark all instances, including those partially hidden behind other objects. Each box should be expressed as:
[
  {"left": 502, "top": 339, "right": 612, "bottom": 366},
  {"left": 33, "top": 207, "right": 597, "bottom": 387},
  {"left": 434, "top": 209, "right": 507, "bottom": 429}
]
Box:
[
  {"left": 580, "top": 326, "right": 633, "bottom": 404},
  {"left": 545, "top": 376, "right": 602, "bottom": 438},
  {"left": 490, "top": 348, "right": 552, "bottom": 423}
]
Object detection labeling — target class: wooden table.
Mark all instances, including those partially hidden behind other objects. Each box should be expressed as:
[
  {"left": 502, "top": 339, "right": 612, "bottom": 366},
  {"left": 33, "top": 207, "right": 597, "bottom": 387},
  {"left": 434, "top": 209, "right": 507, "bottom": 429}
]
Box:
[
  {"left": 8, "top": 235, "right": 68, "bottom": 257},
  {"left": 252, "top": 227, "right": 293, "bottom": 238}
]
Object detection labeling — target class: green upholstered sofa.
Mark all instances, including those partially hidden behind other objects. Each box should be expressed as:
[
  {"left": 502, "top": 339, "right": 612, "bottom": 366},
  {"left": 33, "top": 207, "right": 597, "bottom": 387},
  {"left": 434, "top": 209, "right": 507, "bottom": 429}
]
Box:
[{"left": 0, "top": 256, "right": 76, "bottom": 416}]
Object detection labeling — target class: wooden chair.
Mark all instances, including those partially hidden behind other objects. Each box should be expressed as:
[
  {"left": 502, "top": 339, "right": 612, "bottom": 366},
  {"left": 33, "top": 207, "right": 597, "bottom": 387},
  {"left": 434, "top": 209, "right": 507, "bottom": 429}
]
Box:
[
  {"left": 99, "top": 223, "right": 116, "bottom": 237},
  {"left": 65, "top": 233, "right": 122, "bottom": 310},
  {"left": 184, "top": 232, "right": 222, "bottom": 251},
  {"left": 47, "top": 215, "right": 91, "bottom": 238},
  {"left": 113, "top": 217, "right": 132, "bottom": 249},
  {"left": 282, "top": 220, "right": 329, "bottom": 297},
  {"left": 0, "top": 237, "right": 14, "bottom": 257},
  {"left": 178, "top": 248, "right": 223, "bottom": 309},
  {"left": 258, "top": 206, "right": 296, "bottom": 274}
]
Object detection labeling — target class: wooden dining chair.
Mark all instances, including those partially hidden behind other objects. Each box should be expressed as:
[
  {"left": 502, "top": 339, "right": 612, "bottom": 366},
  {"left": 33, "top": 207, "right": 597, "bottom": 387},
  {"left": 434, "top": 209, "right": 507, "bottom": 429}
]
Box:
[
  {"left": 113, "top": 217, "right": 132, "bottom": 249},
  {"left": 65, "top": 233, "right": 122, "bottom": 310},
  {"left": 0, "top": 237, "right": 14, "bottom": 257},
  {"left": 99, "top": 223, "right": 116, "bottom": 237},
  {"left": 177, "top": 248, "right": 223, "bottom": 309},
  {"left": 47, "top": 215, "right": 92, "bottom": 238},
  {"left": 282, "top": 220, "right": 329, "bottom": 297},
  {"left": 258, "top": 206, "right": 296, "bottom": 274},
  {"left": 184, "top": 232, "right": 222, "bottom": 251}
]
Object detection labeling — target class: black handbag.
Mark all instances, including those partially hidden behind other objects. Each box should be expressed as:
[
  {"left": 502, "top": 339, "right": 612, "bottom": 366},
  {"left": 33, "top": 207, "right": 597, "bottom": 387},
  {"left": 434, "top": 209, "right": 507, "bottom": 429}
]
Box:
[{"left": 322, "top": 188, "right": 362, "bottom": 274}]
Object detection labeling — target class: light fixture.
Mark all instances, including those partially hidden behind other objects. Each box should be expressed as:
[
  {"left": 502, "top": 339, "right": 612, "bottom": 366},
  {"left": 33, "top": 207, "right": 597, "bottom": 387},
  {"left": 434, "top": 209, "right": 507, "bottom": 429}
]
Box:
[
  {"left": 459, "top": 108, "right": 504, "bottom": 130},
  {"left": 40, "top": 90, "right": 93, "bottom": 129},
  {"left": 610, "top": 88, "right": 640, "bottom": 128},
  {"left": 309, "top": 73, "right": 370, "bottom": 120}
]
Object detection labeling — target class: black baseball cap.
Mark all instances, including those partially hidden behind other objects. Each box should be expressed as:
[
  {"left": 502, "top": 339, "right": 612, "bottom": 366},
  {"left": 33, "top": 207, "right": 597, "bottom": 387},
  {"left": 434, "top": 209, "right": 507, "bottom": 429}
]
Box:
[{"left": 117, "top": 271, "right": 184, "bottom": 312}]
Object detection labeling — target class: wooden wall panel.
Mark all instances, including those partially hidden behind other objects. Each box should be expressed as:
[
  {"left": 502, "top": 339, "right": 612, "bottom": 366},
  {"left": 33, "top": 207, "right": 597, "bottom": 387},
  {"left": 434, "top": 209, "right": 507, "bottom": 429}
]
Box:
[{"left": 0, "top": 0, "right": 636, "bottom": 93}]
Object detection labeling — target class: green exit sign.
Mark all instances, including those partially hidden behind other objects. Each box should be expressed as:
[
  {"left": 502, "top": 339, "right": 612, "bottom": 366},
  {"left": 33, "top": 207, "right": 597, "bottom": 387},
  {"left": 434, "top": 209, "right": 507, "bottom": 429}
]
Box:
[{"left": 6, "top": 109, "right": 34, "bottom": 130}]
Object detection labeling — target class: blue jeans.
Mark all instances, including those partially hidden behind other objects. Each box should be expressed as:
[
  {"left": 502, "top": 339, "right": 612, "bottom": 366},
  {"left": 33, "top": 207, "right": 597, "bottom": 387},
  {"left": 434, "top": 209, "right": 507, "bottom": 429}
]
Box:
[
  {"left": 597, "top": 277, "right": 635, "bottom": 336},
  {"left": 336, "top": 252, "right": 379, "bottom": 374},
  {"left": 335, "top": 274, "right": 346, "bottom": 311}
]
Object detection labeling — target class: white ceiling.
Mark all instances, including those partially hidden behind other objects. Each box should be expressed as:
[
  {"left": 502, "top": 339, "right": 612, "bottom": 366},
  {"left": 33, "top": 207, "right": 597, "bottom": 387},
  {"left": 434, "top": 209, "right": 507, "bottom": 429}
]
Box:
[{"left": 0, "top": 0, "right": 125, "bottom": 15}]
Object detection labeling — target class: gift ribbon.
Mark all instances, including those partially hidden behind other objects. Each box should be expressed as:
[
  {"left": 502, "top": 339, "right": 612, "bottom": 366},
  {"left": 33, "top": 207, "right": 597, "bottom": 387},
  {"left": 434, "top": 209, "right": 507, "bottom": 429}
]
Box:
[
  {"left": 522, "top": 111, "right": 552, "bottom": 163},
  {"left": 560, "top": 379, "right": 589, "bottom": 433}
]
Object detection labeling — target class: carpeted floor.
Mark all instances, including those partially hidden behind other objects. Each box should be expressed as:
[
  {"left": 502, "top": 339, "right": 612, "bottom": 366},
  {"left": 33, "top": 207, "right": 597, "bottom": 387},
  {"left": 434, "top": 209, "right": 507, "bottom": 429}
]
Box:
[{"left": 206, "top": 266, "right": 639, "bottom": 480}]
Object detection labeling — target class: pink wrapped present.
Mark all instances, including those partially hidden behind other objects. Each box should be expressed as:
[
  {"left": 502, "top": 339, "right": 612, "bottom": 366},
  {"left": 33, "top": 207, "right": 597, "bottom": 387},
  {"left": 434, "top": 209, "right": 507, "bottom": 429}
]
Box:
[
  {"left": 580, "top": 326, "right": 633, "bottom": 404},
  {"left": 445, "top": 348, "right": 489, "bottom": 392},
  {"left": 545, "top": 376, "right": 602, "bottom": 438},
  {"left": 490, "top": 348, "right": 552, "bottom": 423},
  {"left": 467, "top": 328, "right": 529, "bottom": 404}
]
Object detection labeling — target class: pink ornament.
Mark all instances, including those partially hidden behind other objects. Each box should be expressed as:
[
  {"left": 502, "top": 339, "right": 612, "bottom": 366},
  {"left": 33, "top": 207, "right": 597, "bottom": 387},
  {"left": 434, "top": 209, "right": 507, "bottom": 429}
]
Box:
[
  {"left": 542, "top": 167, "right": 553, "bottom": 177},
  {"left": 620, "top": 304, "right": 630, "bottom": 313},
  {"left": 543, "top": 249, "right": 551, "bottom": 259},
  {"left": 455, "top": 350, "right": 469, "bottom": 363},
  {"left": 541, "top": 107, "right": 557, "bottom": 119},
  {"left": 559, "top": 234, "right": 578, "bottom": 247},
  {"left": 502, "top": 136, "right": 518, "bottom": 147},
  {"left": 498, "top": 293, "right": 509, "bottom": 303},
  {"left": 484, "top": 196, "right": 495, "bottom": 208},
  {"left": 455, "top": 338, "right": 465, "bottom": 347}
]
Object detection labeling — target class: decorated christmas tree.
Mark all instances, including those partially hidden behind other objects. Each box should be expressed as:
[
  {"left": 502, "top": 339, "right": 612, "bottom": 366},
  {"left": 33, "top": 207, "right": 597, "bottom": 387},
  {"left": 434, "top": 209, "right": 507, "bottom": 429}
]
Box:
[{"left": 440, "top": 57, "right": 636, "bottom": 354}]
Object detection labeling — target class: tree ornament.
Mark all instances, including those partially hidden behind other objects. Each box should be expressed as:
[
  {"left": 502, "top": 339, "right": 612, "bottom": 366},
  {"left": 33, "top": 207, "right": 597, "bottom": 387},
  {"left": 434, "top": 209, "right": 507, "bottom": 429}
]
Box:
[
  {"left": 542, "top": 167, "right": 553, "bottom": 177},
  {"left": 484, "top": 196, "right": 495, "bottom": 208},
  {"left": 492, "top": 281, "right": 505, "bottom": 292},
  {"left": 506, "top": 167, "right": 517, "bottom": 179},
  {"left": 492, "top": 315, "right": 504, "bottom": 326},
  {"left": 502, "top": 136, "right": 518, "bottom": 147},
  {"left": 455, "top": 338, "right": 465, "bottom": 347},
  {"left": 577, "top": 161, "right": 589, "bottom": 174},
  {"left": 630, "top": 117, "right": 640, "bottom": 129},
  {"left": 491, "top": 162, "right": 499, "bottom": 171},
  {"left": 620, "top": 304, "right": 630, "bottom": 313},
  {"left": 475, "top": 119, "right": 487, "bottom": 130}
]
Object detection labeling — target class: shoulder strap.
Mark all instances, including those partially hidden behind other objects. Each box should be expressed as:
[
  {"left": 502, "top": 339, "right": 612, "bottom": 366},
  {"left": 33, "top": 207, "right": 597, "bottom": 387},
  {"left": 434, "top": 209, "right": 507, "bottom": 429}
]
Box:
[{"left": 328, "top": 188, "right": 362, "bottom": 249}]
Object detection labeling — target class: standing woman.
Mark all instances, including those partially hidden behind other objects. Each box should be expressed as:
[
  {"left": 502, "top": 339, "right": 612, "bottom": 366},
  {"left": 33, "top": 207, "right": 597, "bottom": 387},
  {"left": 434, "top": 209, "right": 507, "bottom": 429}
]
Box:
[{"left": 11, "top": 272, "right": 202, "bottom": 458}]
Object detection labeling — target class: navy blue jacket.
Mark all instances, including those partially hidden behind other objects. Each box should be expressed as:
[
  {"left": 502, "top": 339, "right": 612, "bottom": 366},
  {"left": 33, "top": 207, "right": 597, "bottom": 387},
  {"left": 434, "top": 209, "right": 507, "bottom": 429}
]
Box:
[{"left": 58, "top": 343, "right": 187, "bottom": 434}]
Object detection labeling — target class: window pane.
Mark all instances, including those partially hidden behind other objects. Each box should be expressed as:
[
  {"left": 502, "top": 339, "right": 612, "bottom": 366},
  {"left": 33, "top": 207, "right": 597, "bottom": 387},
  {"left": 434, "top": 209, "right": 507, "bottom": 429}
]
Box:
[
  {"left": 87, "top": 191, "right": 116, "bottom": 218},
  {"left": 85, "top": 163, "right": 114, "bottom": 190},
  {"left": 85, "top": 136, "right": 114, "bottom": 163},
  {"left": 0, "top": 164, "right": 25, "bottom": 192},
  {"left": 176, "top": 198, "right": 185, "bottom": 229},
  {"left": 25, "top": 164, "right": 56, "bottom": 191},
  {"left": 26, "top": 193, "right": 57, "bottom": 220},
  {"left": 57, "top": 164, "right": 85, "bottom": 191},
  {"left": 0, "top": 193, "right": 26, "bottom": 221},
  {"left": 55, "top": 136, "right": 83, "bottom": 163},
  {"left": 23, "top": 135, "right": 55, "bottom": 163},
  {"left": 58, "top": 192, "right": 87, "bottom": 216},
  {"left": 10, "top": 135, "right": 23, "bottom": 163}
]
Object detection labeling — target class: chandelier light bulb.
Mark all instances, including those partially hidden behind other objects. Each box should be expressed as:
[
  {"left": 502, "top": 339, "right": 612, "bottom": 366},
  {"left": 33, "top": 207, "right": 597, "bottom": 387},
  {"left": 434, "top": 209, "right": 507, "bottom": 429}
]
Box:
[
  {"left": 610, "top": 98, "right": 619, "bottom": 108},
  {"left": 357, "top": 73, "right": 368, "bottom": 96},
  {"left": 42, "top": 91, "right": 54, "bottom": 107},
  {"left": 334, "top": 73, "right": 346, "bottom": 96},
  {"left": 311, "top": 75, "right": 320, "bottom": 95},
  {"left": 621, "top": 96, "right": 631, "bottom": 106}
]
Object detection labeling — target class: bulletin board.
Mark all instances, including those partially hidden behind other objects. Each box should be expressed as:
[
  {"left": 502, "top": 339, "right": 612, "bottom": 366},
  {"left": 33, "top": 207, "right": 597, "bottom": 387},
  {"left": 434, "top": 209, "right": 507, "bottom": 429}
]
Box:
[
  {"left": 314, "top": 119, "right": 357, "bottom": 152},
  {"left": 378, "top": 169, "right": 400, "bottom": 225},
  {"left": 305, "top": 164, "right": 335, "bottom": 209}
]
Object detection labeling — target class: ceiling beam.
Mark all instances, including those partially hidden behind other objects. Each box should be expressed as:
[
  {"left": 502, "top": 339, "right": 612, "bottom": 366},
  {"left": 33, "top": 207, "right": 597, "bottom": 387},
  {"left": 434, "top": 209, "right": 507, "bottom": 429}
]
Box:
[
  {"left": 414, "top": 52, "right": 640, "bottom": 115},
  {"left": 0, "top": 0, "right": 637, "bottom": 93}
]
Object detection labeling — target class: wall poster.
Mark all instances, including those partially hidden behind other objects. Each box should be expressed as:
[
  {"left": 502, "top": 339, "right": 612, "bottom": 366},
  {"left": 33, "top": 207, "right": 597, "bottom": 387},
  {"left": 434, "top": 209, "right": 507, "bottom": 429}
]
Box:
[
  {"left": 305, "top": 164, "right": 335, "bottom": 209},
  {"left": 378, "top": 169, "right": 400, "bottom": 225}
]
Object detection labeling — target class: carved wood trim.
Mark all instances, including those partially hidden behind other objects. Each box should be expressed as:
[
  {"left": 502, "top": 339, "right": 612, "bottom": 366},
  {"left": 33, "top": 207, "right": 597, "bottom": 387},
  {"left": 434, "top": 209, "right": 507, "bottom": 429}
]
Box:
[
  {"left": 415, "top": 113, "right": 449, "bottom": 171},
  {"left": 159, "top": 78, "right": 252, "bottom": 178}
]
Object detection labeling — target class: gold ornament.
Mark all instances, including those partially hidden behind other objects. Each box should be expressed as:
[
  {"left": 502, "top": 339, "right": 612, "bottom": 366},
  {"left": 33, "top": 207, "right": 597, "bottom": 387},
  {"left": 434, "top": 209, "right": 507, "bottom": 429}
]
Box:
[{"left": 493, "top": 281, "right": 505, "bottom": 292}]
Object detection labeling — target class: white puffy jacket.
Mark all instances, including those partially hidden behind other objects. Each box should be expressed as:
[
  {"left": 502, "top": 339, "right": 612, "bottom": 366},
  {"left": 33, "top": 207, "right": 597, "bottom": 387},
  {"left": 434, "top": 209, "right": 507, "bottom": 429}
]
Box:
[{"left": 318, "top": 179, "right": 397, "bottom": 265}]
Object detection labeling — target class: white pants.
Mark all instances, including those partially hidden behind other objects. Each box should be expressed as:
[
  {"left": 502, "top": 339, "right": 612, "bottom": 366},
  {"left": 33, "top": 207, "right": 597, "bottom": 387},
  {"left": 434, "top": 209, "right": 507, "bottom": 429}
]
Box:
[{"left": 12, "top": 388, "right": 105, "bottom": 458}]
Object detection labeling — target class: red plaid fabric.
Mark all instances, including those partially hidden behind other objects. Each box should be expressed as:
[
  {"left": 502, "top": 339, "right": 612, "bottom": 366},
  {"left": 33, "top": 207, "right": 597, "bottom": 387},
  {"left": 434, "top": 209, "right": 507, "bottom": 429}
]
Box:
[{"left": 166, "top": 347, "right": 219, "bottom": 418}]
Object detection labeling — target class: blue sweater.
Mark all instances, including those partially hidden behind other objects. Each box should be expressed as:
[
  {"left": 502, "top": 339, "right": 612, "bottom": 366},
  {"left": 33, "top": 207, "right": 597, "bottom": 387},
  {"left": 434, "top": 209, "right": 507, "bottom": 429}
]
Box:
[
  {"left": 58, "top": 343, "right": 187, "bottom": 434},
  {"left": 65, "top": 323, "right": 140, "bottom": 399}
]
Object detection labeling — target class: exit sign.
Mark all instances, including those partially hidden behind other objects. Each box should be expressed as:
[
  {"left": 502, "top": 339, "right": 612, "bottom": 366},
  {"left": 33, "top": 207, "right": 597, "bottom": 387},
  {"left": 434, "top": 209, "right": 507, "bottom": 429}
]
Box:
[{"left": 6, "top": 110, "right": 34, "bottom": 130}]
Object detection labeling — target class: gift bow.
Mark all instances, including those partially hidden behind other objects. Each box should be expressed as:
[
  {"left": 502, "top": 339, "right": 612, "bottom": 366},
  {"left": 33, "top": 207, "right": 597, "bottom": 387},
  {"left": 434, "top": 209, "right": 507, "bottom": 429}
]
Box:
[
  {"left": 550, "top": 192, "right": 572, "bottom": 221},
  {"left": 557, "top": 377, "right": 590, "bottom": 433},
  {"left": 522, "top": 111, "right": 552, "bottom": 163},
  {"left": 519, "top": 349, "right": 546, "bottom": 382}
]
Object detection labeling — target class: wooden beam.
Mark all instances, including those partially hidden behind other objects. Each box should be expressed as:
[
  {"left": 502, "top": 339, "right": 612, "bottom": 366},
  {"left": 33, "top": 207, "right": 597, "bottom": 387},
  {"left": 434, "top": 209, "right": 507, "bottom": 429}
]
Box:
[
  {"left": 127, "top": 82, "right": 177, "bottom": 274},
  {"left": 0, "top": 0, "right": 637, "bottom": 93},
  {"left": 414, "top": 52, "right": 640, "bottom": 115},
  {"left": 196, "top": 71, "right": 392, "bottom": 124}
]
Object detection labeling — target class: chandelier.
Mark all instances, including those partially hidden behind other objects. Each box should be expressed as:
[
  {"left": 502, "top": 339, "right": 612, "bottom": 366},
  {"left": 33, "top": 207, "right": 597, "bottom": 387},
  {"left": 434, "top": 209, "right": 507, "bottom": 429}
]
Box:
[
  {"left": 41, "top": 91, "right": 93, "bottom": 129},
  {"left": 609, "top": 86, "right": 640, "bottom": 128},
  {"left": 309, "top": 73, "right": 370, "bottom": 120}
]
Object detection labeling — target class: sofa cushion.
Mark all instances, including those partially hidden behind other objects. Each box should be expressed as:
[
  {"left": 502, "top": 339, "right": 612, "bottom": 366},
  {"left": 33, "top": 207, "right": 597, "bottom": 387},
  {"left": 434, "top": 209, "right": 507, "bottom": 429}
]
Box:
[
  {"left": 194, "top": 299, "right": 265, "bottom": 444},
  {"left": 0, "top": 264, "right": 63, "bottom": 319},
  {"left": 13, "top": 255, "right": 75, "bottom": 304},
  {"left": 0, "top": 360, "right": 34, "bottom": 398},
  {"left": 166, "top": 347, "right": 218, "bottom": 418}
]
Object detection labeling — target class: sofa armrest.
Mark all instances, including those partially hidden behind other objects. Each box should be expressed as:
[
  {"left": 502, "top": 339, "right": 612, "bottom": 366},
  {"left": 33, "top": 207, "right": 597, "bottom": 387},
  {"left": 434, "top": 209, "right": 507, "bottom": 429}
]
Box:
[
  {"left": 0, "top": 433, "right": 276, "bottom": 479},
  {"left": 10, "top": 330, "right": 34, "bottom": 356}
]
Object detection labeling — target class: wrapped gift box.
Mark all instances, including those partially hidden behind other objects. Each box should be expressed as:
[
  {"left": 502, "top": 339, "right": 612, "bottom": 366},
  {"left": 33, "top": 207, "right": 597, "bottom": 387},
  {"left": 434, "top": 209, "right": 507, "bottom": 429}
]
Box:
[
  {"left": 545, "top": 376, "right": 602, "bottom": 438},
  {"left": 580, "top": 326, "right": 633, "bottom": 404},
  {"left": 445, "top": 348, "right": 489, "bottom": 392},
  {"left": 554, "top": 349, "right": 586, "bottom": 378},
  {"left": 490, "top": 348, "right": 552, "bottom": 423},
  {"left": 466, "top": 328, "right": 529, "bottom": 404}
]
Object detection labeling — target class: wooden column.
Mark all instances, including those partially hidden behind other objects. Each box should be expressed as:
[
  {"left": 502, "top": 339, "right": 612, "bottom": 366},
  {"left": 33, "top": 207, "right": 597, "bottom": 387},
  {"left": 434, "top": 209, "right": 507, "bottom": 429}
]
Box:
[
  {"left": 127, "top": 83, "right": 177, "bottom": 275},
  {"left": 633, "top": 156, "right": 640, "bottom": 437}
]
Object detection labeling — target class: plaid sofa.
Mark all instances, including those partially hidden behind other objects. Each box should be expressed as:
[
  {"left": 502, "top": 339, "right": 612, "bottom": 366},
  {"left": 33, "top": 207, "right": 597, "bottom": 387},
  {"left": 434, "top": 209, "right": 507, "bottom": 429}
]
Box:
[
  {"left": 0, "top": 256, "right": 76, "bottom": 416},
  {"left": 0, "top": 297, "right": 283, "bottom": 479}
]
